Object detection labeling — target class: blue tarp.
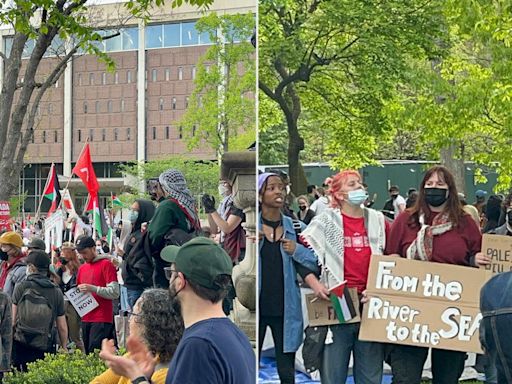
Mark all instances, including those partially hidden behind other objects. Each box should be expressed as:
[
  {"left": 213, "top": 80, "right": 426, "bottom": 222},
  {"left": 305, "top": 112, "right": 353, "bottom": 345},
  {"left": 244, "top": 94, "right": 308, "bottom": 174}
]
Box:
[{"left": 258, "top": 357, "right": 393, "bottom": 384}]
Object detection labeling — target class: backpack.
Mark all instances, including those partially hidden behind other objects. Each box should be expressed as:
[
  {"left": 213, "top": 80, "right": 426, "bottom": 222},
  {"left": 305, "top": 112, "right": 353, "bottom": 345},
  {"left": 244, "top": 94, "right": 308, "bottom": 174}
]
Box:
[{"left": 14, "top": 284, "right": 56, "bottom": 351}]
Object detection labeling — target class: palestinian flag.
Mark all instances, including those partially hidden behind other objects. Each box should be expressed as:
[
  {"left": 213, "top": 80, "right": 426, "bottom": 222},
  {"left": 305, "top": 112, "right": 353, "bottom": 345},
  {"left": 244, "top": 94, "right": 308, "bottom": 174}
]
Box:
[
  {"left": 43, "top": 163, "right": 62, "bottom": 216},
  {"left": 84, "top": 193, "right": 108, "bottom": 238},
  {"left": 329, "top": 281, "right": 357, "bottom": 323},
  {"left": 112, "top": 194, "right": 124, "bottom": 207}
]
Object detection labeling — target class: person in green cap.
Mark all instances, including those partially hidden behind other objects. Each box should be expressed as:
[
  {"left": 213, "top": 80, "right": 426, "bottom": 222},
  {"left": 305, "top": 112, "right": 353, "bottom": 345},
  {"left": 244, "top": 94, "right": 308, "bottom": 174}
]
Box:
[{"left": 99, "top": 237, "right": 255, "bottom": 384}]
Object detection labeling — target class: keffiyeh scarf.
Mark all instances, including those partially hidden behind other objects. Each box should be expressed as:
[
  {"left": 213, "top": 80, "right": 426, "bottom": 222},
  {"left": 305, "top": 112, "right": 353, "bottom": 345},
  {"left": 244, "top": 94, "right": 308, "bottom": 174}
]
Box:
[
  {"left": 406, "top": 212, "right": 452, "bottom": 261},
  {"left": 159, "top": 169, "right": 200, "bottom": 230}
]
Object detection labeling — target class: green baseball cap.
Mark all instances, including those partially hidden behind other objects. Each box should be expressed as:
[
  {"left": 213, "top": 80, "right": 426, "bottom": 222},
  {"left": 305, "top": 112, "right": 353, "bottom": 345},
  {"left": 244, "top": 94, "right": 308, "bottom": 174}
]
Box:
[{"left": 160, "top": 237, "right": 232, "bottom": 290}]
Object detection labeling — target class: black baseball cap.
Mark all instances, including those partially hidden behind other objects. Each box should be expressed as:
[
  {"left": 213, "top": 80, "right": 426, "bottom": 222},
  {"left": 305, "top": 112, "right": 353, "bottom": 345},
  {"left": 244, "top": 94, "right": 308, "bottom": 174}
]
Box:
[
  {"left": 161, "top": 238, "right": 232, "bottom": 290},
  {"left": 26, "top": 250, "right": 50, "bottom": 271},
  {"left": 75, "top": 235, "right": 96, "bottom": 251},
  {"left": 27, "top": 237, "right": 46, "bottom": 251}
]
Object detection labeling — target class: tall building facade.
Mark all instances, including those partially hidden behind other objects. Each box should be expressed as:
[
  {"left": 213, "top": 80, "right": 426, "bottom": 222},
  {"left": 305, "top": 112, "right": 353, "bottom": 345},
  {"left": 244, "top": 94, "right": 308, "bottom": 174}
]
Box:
[{"left": 0, "top": 0, "right": 254, "bottom": 214}]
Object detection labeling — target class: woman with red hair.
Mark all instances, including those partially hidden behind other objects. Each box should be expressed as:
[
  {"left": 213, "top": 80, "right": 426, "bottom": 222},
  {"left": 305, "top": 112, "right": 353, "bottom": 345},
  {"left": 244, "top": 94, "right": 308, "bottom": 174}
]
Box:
[
  {"left": 302, "top": 169, "right": 389, "bottom": 384},
  {"left": 385, "top": 165, "right": 485, "bottom": 383}
]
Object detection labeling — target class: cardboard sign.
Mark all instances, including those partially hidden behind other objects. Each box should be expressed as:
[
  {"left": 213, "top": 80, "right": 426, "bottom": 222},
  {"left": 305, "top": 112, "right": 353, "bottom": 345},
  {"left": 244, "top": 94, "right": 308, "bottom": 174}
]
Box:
[
  {"left": 0, "top": 201, "right": 10, "bottom": 231},
  {"left": 306, "top": 287, "right": 360, "bottom": 326},
  {"left": 44, "top": 210, "right": 64, "bottom": 252},
  {"left": 65, "top": 287, "right": 99, "bottom": 318},
  {"left": 359, "top": 255, "right": 491, "bottom": 353},
  {"left": 481, "top": 234, "right": 512, "bottom": 274}
]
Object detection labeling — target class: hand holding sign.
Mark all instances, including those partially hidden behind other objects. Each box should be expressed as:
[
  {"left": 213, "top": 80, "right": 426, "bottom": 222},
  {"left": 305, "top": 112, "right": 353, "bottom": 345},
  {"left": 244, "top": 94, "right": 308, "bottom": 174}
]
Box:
[
  {"left": 65, "top": 287, "right": 99, "bottom": 318},
  {"left": 475, "top": 252, "right": 491, "bottom": 266}
]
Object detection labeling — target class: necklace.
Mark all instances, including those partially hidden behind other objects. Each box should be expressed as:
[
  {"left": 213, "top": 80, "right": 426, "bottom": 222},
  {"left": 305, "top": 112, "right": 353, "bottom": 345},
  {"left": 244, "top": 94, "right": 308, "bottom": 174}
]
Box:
[{"left": 261, "top": 216, "right": 281, "bottom": 241}]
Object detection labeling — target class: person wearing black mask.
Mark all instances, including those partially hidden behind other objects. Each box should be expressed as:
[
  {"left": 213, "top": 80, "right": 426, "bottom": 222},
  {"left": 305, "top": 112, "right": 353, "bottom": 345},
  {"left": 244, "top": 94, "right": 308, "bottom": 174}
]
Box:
[
  {"left": 385, "top": 165, "right": 487, "bottom": 384},
  {"left": 296, "top": 195, "right": 315, "bottom": 225},
  {"left": 120, "top": 199, "right": 156, "bottom": 309},
  {"left": 55, "top": 242, "right": 85, "bottom": 353}
]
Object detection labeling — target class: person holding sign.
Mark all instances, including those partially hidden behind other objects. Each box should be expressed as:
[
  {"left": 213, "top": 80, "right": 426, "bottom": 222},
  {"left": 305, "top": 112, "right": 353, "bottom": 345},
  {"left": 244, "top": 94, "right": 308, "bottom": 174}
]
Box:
[
  {"left": 385, "top": 165, "right": 485, "bottom": 384},
  {"left": 301, "top": 170, "right": 389, "bottom": 384},
  {"left": 76, "top": 235, "right": 119, "bottom": 354},
  {"left": 258, "top": 173, "right": 319, "bottom": 384}
]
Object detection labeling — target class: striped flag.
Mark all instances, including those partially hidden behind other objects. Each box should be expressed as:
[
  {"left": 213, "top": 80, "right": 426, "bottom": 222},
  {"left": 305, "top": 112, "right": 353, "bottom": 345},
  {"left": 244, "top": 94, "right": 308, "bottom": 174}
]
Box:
[
  {"left": 111, "top": 194, "right": 124, "bottom": 207},
  {"left": 84, "top": 193, "right": 108, "bottom": 239},
  {"left": 329, "top": 281, "right": 357, "bottom": 323},
  {"left": 42, "top": 163, "right": 62, "bottom": 216}
]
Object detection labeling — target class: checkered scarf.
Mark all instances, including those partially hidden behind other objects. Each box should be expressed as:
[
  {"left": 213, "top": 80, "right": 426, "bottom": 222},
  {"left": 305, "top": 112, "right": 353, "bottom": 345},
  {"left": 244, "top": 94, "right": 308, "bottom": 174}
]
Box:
[{"left": 159, "top": 169, "right": 200, "bottom": 230}]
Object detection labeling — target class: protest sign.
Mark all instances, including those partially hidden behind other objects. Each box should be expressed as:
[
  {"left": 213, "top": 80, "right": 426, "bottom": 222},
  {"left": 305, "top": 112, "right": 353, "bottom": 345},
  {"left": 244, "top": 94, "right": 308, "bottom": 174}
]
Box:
[
  {"left": 0, "top": 201, "right": 10, "bottom": 231},
  {"left": 481, "top": 234, "right": 512, "bottom": 274},
  {"left": 44, "top": 210, "right": 63, "bottom": 252},
  {"left": 306, "top": 287, "right": 360, "bottom": 327},
  {"left": 359, "top": 255, "right": 491, "bottom": 353},
  {"left": 64, "top": 287, "right": 99, "bottom": 318}
]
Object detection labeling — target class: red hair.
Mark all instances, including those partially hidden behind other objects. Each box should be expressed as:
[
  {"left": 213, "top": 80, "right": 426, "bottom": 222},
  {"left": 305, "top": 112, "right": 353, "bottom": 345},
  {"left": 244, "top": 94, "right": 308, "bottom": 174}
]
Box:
[{"left": 326, "top": 170, "right": 362, "bottom": 207}]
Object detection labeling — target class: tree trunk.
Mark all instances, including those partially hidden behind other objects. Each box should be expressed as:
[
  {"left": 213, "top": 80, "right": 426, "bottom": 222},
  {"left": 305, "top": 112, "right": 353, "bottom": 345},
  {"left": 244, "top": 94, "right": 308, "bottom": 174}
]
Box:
[{"left": 440, "top": 144, "right": 465, "bottom": 194}]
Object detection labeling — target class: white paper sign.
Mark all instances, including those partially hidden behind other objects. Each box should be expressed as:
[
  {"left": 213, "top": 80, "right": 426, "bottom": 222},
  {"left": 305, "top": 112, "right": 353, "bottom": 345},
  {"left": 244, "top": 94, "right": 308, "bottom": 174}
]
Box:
[
  {"left": 44, "top": 210, "right": 64, "bottom": 252},
  {"left": 65, "top": 287, "right": 99, "bottom": 318}
]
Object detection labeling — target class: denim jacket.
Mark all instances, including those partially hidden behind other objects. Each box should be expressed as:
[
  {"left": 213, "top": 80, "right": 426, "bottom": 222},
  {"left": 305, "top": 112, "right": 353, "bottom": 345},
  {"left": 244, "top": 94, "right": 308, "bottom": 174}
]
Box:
[{"left": 259, "top": 213, "right": 318, "bottom": 353}]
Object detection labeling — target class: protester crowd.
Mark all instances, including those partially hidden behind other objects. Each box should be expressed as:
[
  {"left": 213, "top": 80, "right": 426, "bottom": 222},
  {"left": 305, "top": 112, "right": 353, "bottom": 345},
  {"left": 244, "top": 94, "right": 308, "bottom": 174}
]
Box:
[
  {"left": 258, "top": 166, "right": 512, "bottom": 384},
  {"left": 0, "top": 168, "right": 254, "bottom": 384}
]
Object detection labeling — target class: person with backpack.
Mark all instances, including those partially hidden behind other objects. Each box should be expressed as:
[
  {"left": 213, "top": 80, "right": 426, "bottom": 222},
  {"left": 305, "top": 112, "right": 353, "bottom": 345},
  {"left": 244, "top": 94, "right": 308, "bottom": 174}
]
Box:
[
  {"left": 147, "top": 169, "right": 201, "bottom": 289},
  {"left": 120, "top": 199, "right": 156, "bottom": 309},
  {"left": 76, "top": 235, "right": 119, "bottom": 354},
  {"left": 0, "top": 231, "right": 27, "bottom": 298},
  {"left": 11, "top": 250, "right": 68, "bottom": 371}
]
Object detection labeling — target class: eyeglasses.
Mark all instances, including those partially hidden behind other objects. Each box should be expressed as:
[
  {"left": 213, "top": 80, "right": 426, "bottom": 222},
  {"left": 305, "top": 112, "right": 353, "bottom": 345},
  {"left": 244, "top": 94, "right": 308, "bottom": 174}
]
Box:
[
  {"left": 123, "top": 310, "right": 141, "bottom": 318},
  {"left": 164, "top": 267, "right": 178, "bottom": 281}
]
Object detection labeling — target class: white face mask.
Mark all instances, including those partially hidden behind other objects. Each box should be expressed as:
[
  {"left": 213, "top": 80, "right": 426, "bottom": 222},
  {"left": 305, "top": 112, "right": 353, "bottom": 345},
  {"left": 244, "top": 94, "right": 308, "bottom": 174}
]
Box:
[{"left": 218, "top": 184, "right": 230, "bottom": 197}]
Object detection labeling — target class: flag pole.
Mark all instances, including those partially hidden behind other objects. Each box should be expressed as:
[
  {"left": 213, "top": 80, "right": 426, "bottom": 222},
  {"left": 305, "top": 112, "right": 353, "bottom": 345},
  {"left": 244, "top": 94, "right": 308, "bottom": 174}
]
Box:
[
  {"left": 57, "top": 137, "right": 90, "bottom": 212},
  {"left": 34, "top": 163, "right": 54, "bottom": 223}
]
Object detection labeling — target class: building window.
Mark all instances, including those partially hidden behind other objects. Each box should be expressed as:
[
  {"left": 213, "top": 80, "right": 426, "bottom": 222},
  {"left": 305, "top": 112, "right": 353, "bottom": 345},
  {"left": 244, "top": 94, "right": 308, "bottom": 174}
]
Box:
[
  {"left": 159, "top": 98, "right": 164, "bottom": 111},
  {"left": 89, "top": 73, "right": 94, "bottom": 85},
  {"left": 78, "top": 130, "right": 81, "bottom": 142},
  {"left": 89, "top": 129, "right": 94, "bottom": 141},
  {"left": 55, "top": 80, "right": 59, "bottom": 88},
  {"left": 172, "top": 97, "right": 176, "bottom": 110},
  {"left": 102, "top": 72, "right": 107, "bottom": 85},
  {"left": 114, "top": 128, "right": 118, "bottom": 141},
  {"left": 95, "top": 101, "right": 100, "bottom": 113},
  {"left": 179, "top": 126, "right": 183, "bottom": 139},
  {"left": 54, "top": 131, "right": 58, "bottom": 143},
  {"left": 178, "top": 67, "right": 183, "bottom": 80},
  {"left": 152, "top": 126, "right": 156, "bottom": 140},
  {"left": 48, "top": 103, "right": 53, "bottom": 114},
  {"left": 152, "top": 69, "right": 157, "bottom": 82},
  {"left": 31, "top": 132, "right": 35, "bottom": 143},
  {"left": 185, "top": 96, "right": 189, "bottom": 108},
  {"left": 114, "top": 72, "right": 119, "bottom": 84},
  {"left": 102, "top": 129, "right": 106, "bottom": 141},
  {"left": 165, "top": 68, "right": 170, "bottom": 81},
  {"left": 42, "top": 131, "right": 46, "bottom": 143},
  {"left": 127, "top": 128, "right": 130, "bottom": 140},
  {"left": 163, "top": 23, "right": 180, "bottom": 47},
  {"left": 146, "top": 24, "right": 163, "bottom": 49},
  {"left": 120, "top": 99, "right": 125, "bottom": 112},
  {"left": 127, "top": 70, "right": 132, "bottom": 83},
  {"left": 165, "top": 126, "right": 169, "bottom": 139},
  {"left": 192, "top": 66, "right": 196, "bottom": 79},
  {"left": 83, "top": 102, "right": 88, "bottom": 114},
  {"left": 107, "top": 100, "right": 113, "bottom": 113},
  {"left": 182, "top": 22, "right": 198, "bottom": 46},
  {"left": 78, "top": 73, "right": 82, "bottom": 86}
]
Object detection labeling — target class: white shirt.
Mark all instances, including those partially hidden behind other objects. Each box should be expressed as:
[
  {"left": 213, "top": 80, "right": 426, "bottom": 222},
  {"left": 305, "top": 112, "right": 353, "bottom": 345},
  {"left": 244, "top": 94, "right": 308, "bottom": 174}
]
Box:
[
  {"left": 310, "top": 196, "right": 329, "bottom": 215},
  {"left": 393, "top": 195, "right": 406, "bottom": 218}
]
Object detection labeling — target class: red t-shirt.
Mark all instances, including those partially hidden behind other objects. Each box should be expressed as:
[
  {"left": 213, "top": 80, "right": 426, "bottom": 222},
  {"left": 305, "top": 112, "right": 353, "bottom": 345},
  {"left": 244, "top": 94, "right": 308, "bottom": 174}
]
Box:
[
  {"left": 77, "top": 258, "right": 117, "bottom": 323},
  {"left": 385, "top": 211, "right": 482, "bottom": 265},
  {"left": 342, "top": 213, "right": 390, "bottom": 293}
]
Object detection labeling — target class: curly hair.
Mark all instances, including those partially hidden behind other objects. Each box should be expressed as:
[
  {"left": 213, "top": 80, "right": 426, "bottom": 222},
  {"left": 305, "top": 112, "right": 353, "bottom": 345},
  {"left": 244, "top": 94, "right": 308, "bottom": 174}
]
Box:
[{"left": 135, "top": 289, "right": 184, "bottom": 363}]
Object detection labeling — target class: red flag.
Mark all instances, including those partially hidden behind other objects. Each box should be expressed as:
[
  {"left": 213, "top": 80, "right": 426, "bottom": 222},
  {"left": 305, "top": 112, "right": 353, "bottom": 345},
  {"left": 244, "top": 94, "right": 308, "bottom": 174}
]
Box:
[{"left": 72, "top": 143, "right": 99, "bottom": 194}]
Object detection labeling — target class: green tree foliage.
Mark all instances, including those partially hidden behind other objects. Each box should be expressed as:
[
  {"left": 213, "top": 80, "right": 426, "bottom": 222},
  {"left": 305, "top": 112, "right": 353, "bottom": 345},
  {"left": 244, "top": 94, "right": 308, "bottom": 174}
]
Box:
[
  {"left": 121, "top": 156, "right": 220, "bottom": 199},
  {"left": 179, "top": 13, "right": 255, "bottom": 156},
  {"left": 259, "top": 0, "right": 446, "bottom": 194}
]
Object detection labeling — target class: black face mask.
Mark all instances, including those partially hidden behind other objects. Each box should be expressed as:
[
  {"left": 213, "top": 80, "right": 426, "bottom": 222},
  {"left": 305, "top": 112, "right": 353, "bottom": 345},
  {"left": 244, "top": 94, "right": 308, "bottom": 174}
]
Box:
[
  {"left": 425, "top": 188, "right": 448, "bottom": 207},
  {"left": 299, "top": 206, "right": 307, "bottom": 211},
  {"left": 0, "top": 250, "right": 7, "bottom": 261}
]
